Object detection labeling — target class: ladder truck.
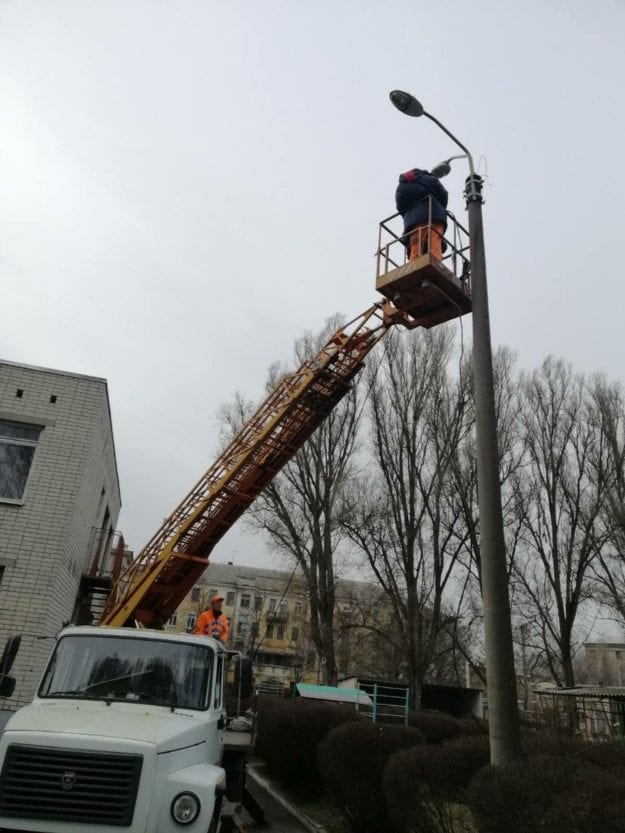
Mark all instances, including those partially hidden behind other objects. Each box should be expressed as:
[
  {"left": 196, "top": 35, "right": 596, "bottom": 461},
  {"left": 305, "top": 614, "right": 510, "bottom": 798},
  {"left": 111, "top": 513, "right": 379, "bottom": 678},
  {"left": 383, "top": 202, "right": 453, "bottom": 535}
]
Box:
[{"left": 0, "top": 208, "right": 471, "bottom": 833}]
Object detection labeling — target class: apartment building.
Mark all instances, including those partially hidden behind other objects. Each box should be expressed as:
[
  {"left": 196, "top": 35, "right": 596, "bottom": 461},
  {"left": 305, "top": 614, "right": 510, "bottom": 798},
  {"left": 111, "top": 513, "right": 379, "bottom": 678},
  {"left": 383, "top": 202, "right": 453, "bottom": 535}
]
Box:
[
  {"left": 0, "top": 360, "right": 121, "bottom": 710},
  {"left": 166, "top": 561, "right": 391, "bottom": 692},
  {"left": 165, "top": 562, "right": 310, "bottom": 691}
]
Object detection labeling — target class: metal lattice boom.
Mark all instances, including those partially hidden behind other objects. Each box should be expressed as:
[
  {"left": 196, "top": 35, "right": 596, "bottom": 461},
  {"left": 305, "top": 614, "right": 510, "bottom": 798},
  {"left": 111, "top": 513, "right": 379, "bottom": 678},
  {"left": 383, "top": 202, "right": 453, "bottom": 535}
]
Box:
[{"left": 100, "top": 301, "right": 404, "bottom": 628}]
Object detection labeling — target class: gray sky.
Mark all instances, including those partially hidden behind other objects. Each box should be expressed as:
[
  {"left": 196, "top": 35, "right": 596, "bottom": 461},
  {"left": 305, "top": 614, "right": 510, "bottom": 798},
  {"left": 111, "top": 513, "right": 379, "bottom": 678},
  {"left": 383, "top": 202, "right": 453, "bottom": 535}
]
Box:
[{"left": 2, "top": 0, "right": 624, "bottom": 573}]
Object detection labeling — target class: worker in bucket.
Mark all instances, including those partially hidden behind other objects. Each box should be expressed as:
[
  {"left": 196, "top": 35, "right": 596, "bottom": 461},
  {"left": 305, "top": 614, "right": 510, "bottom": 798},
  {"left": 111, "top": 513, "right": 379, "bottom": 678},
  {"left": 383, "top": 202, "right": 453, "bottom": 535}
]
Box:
[
  {"left": 194, "top": 594, "right": 230, "bottom": 643},
  {"left": 395, "top": 167, "right": 448, "bottom": 261}
]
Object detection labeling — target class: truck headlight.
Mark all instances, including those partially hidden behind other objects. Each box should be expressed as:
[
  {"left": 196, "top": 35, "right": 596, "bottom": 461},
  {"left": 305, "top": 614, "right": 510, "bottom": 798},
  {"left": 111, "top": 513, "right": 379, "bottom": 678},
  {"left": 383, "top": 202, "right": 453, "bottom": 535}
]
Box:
[{"left": 171, "top": 792, "right": 201, "bottom": 825}]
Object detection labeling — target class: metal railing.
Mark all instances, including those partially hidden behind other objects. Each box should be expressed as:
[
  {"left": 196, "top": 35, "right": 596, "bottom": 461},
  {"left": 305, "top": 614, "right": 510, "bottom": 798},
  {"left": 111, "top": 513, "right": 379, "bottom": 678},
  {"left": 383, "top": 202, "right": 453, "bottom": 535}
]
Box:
[
  {"left": 358, "top": 681, "right": 410, "bottom": 725},
  {"left": 376, "top": 196, "right": 471, "bottom": 291}
]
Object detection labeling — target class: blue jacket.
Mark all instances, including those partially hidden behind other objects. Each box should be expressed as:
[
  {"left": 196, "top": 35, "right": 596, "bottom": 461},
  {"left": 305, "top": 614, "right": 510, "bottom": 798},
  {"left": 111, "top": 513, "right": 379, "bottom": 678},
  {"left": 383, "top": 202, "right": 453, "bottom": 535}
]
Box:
[{"left": 395, "top": 169, "right": 449, "bottom": 235}]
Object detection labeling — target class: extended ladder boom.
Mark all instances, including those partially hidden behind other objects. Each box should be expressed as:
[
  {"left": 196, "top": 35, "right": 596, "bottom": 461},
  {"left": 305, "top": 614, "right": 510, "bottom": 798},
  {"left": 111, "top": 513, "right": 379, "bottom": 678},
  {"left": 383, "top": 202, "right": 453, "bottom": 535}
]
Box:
[{"left": 100, "top": 301, "right": 403, "bottom": 628}]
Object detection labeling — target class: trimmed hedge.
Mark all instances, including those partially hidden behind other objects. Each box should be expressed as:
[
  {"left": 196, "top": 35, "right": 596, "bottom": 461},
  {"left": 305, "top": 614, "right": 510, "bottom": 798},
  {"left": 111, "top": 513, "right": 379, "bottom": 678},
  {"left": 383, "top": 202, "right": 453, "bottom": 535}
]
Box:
[
  {"left": 406, "top": 709, "right": 468, "bottom": 744},
  {"left": 468, "top": 755, "right": 625, "bottom": 833},
  {"left": 522, "top": 731, "right": 625, "bottom": 770},
  {"left": 254, "top": 697, "right": 362, "bottom": 797},
  {"left": 318, "top": 721, "right": 424, "bottom": 833},
  {"left": 383, "top": 728, "right": 625, "bottom": 833},
  {"left": 384, "top": 734, "right": 491, "bottom": 833}
]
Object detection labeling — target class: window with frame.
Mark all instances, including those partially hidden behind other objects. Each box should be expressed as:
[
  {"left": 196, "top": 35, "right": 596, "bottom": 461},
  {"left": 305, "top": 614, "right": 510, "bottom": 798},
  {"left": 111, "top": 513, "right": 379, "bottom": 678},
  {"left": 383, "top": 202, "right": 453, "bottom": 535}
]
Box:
[
  {"left": 226, "top": 591, "right": 235, "bottom": 606},
  {"left": 186, "top": 613, "right": 197, "bottom": 631},
  {"left": 279, "top": 600, "right": 287, "bottom": 614},
  {"left": 266, "top": 624, "right": 274, "bottom": 639},
  {"left": 0, "top": 420, "right": 43, "bottom": 501},
  {"left": 294, "top": 601, "right": 303, "bottom": 616},
  {"left": 254, "top": 595, "right": 263, "bottom": 611},
  {"left": 240, "top": 594, "right": 250, "bottom": 609},
  {"left": 269, "top": 598, "right": 277, "bottom": 612},
  {"left": 191, "top": 587, "right": 201, "bottom": 603},
  {"left": 168, "top": 613, "right": 178, "bottom": 627},
  {"left": 250, "top": 622, "right": 259, "bottom": 638},
  {"left": 277, "top": 625, "right": 286, "bottom": 640},
  {"left": 291, "top": 627, "right": 300, "bottom": 642},
  {"left": 237, "top": 621, "right": 247, "bottom": 636}
]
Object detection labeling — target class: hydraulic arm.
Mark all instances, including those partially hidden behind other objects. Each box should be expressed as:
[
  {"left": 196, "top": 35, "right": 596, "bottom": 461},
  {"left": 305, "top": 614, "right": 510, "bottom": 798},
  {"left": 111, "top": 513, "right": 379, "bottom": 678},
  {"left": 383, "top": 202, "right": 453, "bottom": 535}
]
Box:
[{"left": 100, "top": 302, "right": 403, "bottom": 628}]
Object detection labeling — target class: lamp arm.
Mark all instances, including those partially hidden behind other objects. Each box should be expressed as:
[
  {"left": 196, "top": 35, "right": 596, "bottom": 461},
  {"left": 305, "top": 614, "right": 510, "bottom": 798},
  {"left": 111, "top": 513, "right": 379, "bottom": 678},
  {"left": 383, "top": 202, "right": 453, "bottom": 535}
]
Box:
[{"left": 423, "top": 111, "right": 475, "bottom": 177}]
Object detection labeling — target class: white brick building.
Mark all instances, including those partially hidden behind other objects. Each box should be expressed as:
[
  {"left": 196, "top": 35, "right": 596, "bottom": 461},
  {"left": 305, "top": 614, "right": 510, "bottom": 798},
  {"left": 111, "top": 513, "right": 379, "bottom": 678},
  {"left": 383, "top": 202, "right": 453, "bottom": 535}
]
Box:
[{"left": 0, "top": 360, "right": 121, "bottom": 712}]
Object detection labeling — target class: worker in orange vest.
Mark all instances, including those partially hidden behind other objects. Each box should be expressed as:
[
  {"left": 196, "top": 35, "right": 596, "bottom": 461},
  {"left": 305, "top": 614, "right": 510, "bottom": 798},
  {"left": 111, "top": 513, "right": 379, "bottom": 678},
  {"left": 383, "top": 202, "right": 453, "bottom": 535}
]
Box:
[{"left": 193, "top": 594, "right": 230, "bottom": 644}]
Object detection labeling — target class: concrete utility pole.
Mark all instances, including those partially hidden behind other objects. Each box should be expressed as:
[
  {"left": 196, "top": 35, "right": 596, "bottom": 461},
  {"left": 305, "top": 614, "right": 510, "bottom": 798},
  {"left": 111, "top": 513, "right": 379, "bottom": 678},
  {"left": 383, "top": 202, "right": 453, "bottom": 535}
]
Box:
[{"left": 389, "top": 90, "right": 521, "bottom": 765}]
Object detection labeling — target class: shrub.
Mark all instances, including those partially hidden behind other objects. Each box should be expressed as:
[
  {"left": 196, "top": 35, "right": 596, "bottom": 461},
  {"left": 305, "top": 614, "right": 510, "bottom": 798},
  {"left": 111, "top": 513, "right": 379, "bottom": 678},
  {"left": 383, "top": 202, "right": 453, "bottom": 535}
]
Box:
[
  {"left": 520, "top": 730, "right": 580, "bottom": 761},
  {"left": 384, "top": 734, "right": 491, "bottom": 833},
  {"left": 318, "top": 721, "right": 424, "bottom": 833},
  {"left": 407, "top": 709, "right": 465, "bottom": 743},
  {"left": 572, "top": 740, "right": 625, "bottom": 771},
  {"left": 254, "top": 697, "right": 362, "bottom": 797},
  {"left": 455, "top": 716, "right": 488, "bottom": 736},
  {"left": 468, "top": 755, "right": 625, "bottom": 833}
]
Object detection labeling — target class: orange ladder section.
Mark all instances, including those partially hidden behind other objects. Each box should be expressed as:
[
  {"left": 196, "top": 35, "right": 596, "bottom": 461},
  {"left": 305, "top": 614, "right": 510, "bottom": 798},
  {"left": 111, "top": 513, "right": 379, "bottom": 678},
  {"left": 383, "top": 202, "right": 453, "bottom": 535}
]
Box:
[{"left": 100, "top": 302, "right": 404, "bottom": 628}]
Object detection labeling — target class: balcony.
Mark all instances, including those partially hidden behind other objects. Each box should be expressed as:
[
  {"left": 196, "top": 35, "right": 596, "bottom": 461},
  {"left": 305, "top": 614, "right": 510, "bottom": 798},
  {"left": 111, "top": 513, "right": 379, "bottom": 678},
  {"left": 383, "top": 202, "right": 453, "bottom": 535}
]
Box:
[{"left": 266, "top": 609, "right": 288, "bottom": 624}]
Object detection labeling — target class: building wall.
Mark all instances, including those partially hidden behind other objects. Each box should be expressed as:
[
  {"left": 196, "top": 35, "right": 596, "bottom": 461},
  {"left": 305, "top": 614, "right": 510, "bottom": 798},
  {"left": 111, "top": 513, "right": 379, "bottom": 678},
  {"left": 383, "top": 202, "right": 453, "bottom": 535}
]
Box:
[
  {"left": 0, "top": 361, "right": 121, "bottom": 709},
  {"left": 582, "top": 643, "right": 625, "bottom": 687}
]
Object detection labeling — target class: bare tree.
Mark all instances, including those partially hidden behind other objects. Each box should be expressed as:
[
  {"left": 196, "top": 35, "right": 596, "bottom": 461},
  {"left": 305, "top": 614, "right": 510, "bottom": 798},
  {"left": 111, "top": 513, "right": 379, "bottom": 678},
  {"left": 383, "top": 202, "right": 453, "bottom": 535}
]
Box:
[
  {"left": 512, "top": 358, "right": 612, "bottom": 687},
  {"left": 590, "top": 377, "right": 625, "bottom": 622},
  {"left": 448, "top": 345, "right": 526, "bottom": 584},
  {"left": 218, "top": 315, "right": 362, "bottom": 685},
  {"left": 444, "top": 345, "right": 530, "bottom": 695},
  {"left": 341, "top": 328, "right": 470, "bottom": 707},
  {"left": 333, "top": 584, "right": 405, "bottom": 680}
]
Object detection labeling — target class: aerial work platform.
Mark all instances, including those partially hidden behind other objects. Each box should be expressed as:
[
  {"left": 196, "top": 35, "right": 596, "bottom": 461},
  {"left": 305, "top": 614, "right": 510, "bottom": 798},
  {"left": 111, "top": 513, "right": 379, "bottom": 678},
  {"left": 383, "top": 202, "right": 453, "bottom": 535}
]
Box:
[
  {"left": 98, "top": 204, "right": 473, "bottom": 632},
  {"left": 375, "top": 206, "right": 472, "bottom": 328}
]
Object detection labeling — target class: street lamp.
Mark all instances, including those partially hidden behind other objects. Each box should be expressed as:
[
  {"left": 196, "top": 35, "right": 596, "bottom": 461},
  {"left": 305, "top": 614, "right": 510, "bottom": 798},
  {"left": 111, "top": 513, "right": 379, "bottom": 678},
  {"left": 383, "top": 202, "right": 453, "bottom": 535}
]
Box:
[{"left": 390, "top": 89, "right": 521, "bottom": 766}]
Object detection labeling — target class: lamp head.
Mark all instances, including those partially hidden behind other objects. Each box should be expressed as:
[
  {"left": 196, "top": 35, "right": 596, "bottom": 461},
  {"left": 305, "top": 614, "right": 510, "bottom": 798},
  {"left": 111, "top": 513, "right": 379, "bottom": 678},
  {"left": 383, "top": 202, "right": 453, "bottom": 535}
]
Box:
[
  {"left": 431, "top": 160, "right": 452, "bottom": 178},
  {"left": 389, "top": 90, "right": 424, "bottom": 117}
]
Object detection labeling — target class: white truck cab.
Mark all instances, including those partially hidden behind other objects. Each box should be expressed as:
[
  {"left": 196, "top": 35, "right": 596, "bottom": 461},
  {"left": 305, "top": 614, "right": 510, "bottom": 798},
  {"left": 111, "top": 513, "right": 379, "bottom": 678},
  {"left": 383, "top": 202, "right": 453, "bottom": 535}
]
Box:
[{"left": 0, "top": 626, "right": 242, "bottom": 833}]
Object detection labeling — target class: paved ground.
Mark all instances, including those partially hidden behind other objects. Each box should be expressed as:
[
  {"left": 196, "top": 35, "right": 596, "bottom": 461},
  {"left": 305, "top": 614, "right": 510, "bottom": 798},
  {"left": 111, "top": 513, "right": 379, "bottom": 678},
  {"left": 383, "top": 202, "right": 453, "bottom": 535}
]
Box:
[{"left": 242, "top": 775, "right": 312, "bottom": 833}]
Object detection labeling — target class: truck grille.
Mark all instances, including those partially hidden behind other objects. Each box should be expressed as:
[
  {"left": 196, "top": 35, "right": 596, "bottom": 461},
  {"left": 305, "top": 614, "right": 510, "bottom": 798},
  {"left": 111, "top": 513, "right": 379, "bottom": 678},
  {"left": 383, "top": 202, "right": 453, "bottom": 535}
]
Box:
[{"left": 0, "top": 744, "right": 142, "bottom": 827}]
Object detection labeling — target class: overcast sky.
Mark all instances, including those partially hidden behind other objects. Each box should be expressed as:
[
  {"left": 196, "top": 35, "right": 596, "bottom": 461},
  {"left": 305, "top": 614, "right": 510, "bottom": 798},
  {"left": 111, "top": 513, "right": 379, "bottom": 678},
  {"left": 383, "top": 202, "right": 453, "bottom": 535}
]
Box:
[{"left": 2, "top": 1, "right": 624, "bottom": 578}]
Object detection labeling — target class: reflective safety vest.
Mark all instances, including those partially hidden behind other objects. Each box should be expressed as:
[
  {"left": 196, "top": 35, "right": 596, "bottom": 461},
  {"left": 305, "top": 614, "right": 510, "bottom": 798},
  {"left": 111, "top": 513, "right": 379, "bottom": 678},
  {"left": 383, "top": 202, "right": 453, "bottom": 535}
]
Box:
[{"left": 194, "top": 609, "right": 229, "bottom": 643}]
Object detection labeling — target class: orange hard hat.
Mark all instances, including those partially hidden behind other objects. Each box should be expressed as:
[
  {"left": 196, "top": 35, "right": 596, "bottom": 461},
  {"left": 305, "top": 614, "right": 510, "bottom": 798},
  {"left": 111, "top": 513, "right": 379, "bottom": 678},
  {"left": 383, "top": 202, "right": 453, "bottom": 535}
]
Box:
[{"left": 211, "top": 594, "right": 224, "bottom": 604}]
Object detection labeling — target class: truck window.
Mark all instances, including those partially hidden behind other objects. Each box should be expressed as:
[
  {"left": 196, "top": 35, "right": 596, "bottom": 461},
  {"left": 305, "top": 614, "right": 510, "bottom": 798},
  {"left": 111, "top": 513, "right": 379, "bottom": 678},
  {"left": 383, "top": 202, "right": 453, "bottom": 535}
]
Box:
[{"left": 39, "top": 635, "right": 214, "bottom": 711}]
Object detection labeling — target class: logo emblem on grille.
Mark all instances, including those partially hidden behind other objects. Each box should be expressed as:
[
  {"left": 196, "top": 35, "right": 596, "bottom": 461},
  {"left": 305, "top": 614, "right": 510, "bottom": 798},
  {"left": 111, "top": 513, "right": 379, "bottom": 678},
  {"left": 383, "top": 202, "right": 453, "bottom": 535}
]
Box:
[{"left": 61, "top": 771, "right": 77, "bottom": 790}]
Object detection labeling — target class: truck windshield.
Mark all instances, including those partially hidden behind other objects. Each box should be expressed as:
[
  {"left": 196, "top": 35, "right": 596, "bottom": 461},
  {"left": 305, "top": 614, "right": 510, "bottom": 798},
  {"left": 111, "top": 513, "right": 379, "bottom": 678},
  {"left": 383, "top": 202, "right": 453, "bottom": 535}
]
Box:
[{"left": 39, "top": 635, "right": 214, "bottom": 710}]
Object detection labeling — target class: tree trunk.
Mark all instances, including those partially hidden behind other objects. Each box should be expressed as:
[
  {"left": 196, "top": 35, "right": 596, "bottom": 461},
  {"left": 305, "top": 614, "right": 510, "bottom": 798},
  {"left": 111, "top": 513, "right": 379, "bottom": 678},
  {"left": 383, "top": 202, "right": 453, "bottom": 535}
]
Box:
[
  {"left": 408, "top": 665, "right": 422, "bottom": 710},
  {"left": 321, "top": 621, "right": 338, "bottom": 685}
]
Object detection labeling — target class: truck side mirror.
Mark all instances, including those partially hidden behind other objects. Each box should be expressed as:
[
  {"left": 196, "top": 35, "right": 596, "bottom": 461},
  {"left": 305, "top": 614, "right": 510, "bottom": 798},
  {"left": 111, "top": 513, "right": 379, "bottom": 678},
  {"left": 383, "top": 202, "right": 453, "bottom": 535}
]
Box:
[
  {"left": 0, "top": 675, "right": 16, "bottom": 698},
  {"left": 0, "top": 635, "right": 21, "bottom": 700},
  {"left": 0, "top": 635, "right": 21, "bottom": 676},
  {"left": 234, "top": 658, "right": 254, "bottom": 700}
]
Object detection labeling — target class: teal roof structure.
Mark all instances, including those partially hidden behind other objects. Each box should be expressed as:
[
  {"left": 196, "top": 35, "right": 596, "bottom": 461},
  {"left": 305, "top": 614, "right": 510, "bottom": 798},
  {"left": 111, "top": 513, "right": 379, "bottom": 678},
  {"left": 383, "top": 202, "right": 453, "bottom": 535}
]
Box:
[{"left": 294, "top": 683, "right": 372, "bottom": 706}]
